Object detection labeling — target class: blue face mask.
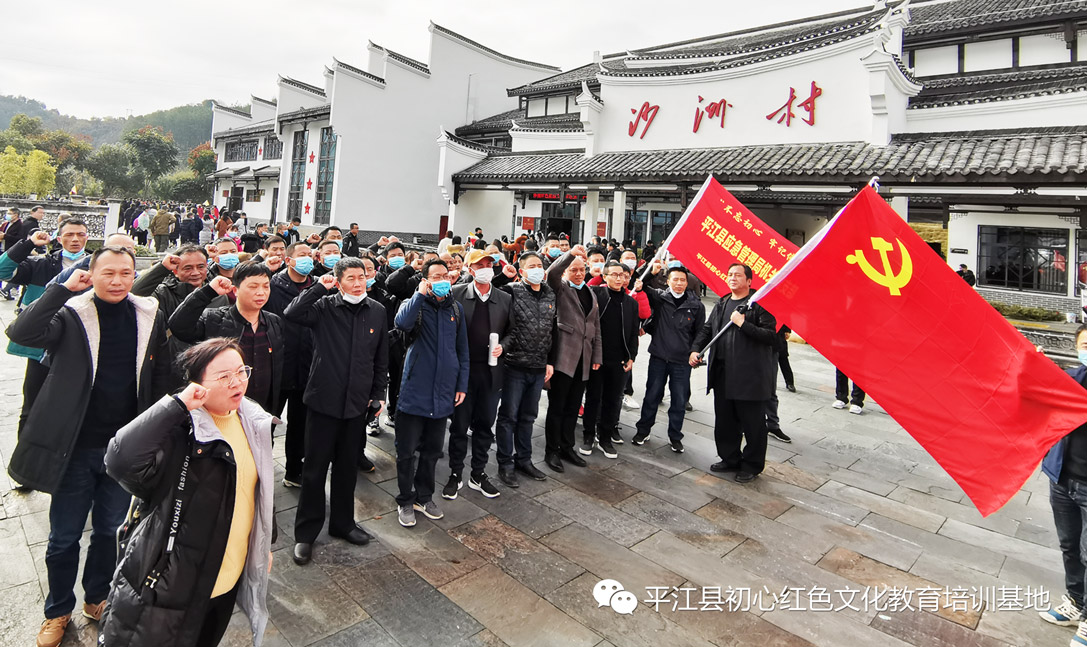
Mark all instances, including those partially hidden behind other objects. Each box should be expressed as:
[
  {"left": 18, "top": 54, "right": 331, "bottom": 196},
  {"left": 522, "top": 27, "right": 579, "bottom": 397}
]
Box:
[
  {"left": 568, "top": 279, "right": 585, "bottom": 290},
  {"left": 431, "top": 280, "right": 452, "bottom": 297},
  {"left": 667, "top": 260, "right": 682, "bottom": 269},
  {"left": 491, "top": 253, "right": 503, "bottom": 264},
  {"left": 1079, "top": 350, "right": 1087, "bottom": 368},
  {"left": 323, "top": 254, "right": 341, "bottom": 269},
  {"left": 217, "top": 253, "right": 239, "bottom": 270},
  {"left": 366, "top": 277, "right": 376, "bottom": 289},
  {"left": 388, "top": 256, "right": 406, "bottom": 269},
  {"left": 524, "top": 267, "right": 545, "bottom": 285},
  {"left": 61, "top": 249, "right": 85, "bottom": 262},
  {"left": 548, "top": 248, "right": 562, "bottom": 258},
  {"left": 333, "top": 239, "right": 343, "bottom": 249},
  {"left": 292, "top": 257, "right": 314, "bottom": 275}
]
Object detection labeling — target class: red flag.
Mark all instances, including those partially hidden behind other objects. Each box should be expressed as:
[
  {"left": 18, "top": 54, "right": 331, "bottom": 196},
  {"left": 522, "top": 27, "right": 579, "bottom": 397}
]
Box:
[
  {"left": 663, "top": 177, "right": 798, "bottom": 295},
  {"left": 755, "top": 186, "right": 1087, "bottom": 516}
]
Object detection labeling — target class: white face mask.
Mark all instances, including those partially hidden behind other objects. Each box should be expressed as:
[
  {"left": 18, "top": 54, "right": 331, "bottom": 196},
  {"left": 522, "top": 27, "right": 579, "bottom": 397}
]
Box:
[
  {"left": 342, "top": 291, "right": 366, "bottom": 304},
  {"left": 473, "top": 268, "right": 494, "bottom": 285},
  {"left": 668, "top": 288, "right": 685, "bottom": 299}
]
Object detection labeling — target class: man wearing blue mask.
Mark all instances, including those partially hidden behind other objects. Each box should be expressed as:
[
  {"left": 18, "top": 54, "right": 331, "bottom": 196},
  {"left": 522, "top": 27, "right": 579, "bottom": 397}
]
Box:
[
  {"left": 392, "top": 259, "right": 469, "bottom": 527},
  {"left": 312, "top": 239, "right": 342, "bottom": 278},
  {"left": 543, "top": 247, "right": 602, "bottom": 472},
  {"left": 267, "top": 242, "right": 317, "bottom": 486},
  {"left": 210, "top": 237, "right": 242, "bottom": 288},
  {"left": 0, "top": 219, "right": 89, "bottom": 444}
]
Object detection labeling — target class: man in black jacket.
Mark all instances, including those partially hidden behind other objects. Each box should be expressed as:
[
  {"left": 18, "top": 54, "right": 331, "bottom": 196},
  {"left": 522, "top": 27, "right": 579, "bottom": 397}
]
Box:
[
  {"left": 239, "top": 222, "right": 269, "bottom": 253},
  {"left": 633, "top": 265, "right": 706, "bottom": 453},
  {"left": 169, "top": 261, "right": 284, "bottom": 413},
  {"left": 342, "top": 222, "right": 361, "bottom": 257},
  {"left": 493, "top": 252, "right": 555, "bottom": 487},
  {"left": 6, "top": 247, "right": 171, "bottom": 647},
  {"left": 285, "top": 257, "right": 389, "bottom": 564},
  {"left": 266, "top": 242, "right": 316, "bottom": 486},
  {"left": 691, "top": 263, "right": 777, "bottom": 483},
  {"left": 442, "top": 249, "right": 512, "bottom": 500},
  {"left": 580, "top": 261, "right": 639, "bottom": 459}
]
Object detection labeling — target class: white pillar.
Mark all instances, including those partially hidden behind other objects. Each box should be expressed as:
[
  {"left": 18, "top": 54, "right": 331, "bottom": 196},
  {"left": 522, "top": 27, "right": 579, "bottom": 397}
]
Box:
[
  {"left": 584, "top": 191, "right": 599, "bottom": 243},
  {"left": 611, "top": 190, "right": 626, "bottom": 241}
]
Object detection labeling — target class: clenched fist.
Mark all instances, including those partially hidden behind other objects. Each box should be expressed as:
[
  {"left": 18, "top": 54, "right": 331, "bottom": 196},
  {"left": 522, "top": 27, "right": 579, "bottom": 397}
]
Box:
[
  {"left": 264, "top": 255, "right": 284, "bottom": 272},
  {"left": 162, "top": 254, "right": 181, "bottom": 271},
  {"left": 318, "top": 274, "right": 338, "bottom": 290},
  {"left": 502, "top": 263, "right": 517, "bottom": 279},
  {"left": 208, "top": 275, "right": 234, "bottom": 296},
  {"left": 178, "top": 382, "right": 209, "bottom": 411},
  {"left": 63, "top": 269, "right": 93, "bottom": 293},
  {"left": 30, "top": 230, "right": 51, "bottom": 247}
]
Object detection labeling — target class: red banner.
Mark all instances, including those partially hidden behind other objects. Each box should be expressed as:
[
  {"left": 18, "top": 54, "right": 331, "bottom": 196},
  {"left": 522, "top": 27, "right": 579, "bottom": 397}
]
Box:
[
  {"left": 755, "top": 186, "right": 1087, "bottom": 516},
  {"left": 663, "top": 177, "right": 798, "bottom": 296}
]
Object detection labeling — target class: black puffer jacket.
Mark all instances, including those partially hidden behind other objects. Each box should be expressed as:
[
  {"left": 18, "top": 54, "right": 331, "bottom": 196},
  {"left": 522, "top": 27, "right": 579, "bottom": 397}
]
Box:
[
  {"left": 589, "top": 285, "right": 640, "bottom": 363},
  {"left": 102, "top": 396, "right": 275, "bottom": 647},
  {"left": 693, "top": 294, "right": 777, "bottom": 400},
  {"left": 265, "top": 271, "right": 315, "bottom": 391},
  {"left": 500, "top": 280, "right": 557, "bottom": 370},
  {"left": 168, "top": 284, "right": 285, "bottom": 412}
]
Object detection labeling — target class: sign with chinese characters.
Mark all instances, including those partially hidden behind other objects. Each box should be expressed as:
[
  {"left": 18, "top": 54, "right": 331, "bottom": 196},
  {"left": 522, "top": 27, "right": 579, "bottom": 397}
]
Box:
[
  {"left": 529, "top": 192, "right": 586, "bottom": 202},
  {"left": 597, "top": 221, "right": 608, "bottom": 237},
  {"left": 521, "top": 216, "right": 535, "bottom": 230},
  {"left": 661, "top": 176, "right": 799, "bottom": 295}
]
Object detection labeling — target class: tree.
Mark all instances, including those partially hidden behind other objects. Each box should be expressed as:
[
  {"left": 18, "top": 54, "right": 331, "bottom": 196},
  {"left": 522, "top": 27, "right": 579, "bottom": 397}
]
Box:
[
  {"left": 0, "top": 129, "right": 33, "bottom": 154},
  {"left": 170, "top": 172, "right": 211, "bottom": 202},
  {"left": 188, "top": 141, "right": 217, "bottom": 178},
  {"left": 23, "top": 150, "right": 56, "bottom": 196},
  {"left": 0, "top": 146, "right": 26, "bottom": 194},
  {"left": 122, "top": 125, "right": 180, "bottom": 185},
  {"left": 8, "top": 114, "right": 44, "bottom": 139},
  {"left": 85, "top": 143, "right": 138, "bottom": 197},
  {"left": 35, "top": 130, "right": 92, "bottom": 171}
]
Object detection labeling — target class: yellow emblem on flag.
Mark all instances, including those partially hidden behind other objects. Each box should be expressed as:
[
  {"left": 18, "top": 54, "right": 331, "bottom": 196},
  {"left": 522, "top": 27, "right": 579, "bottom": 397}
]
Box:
[{"left": 846, "top": 237, "right": 912, "bottom": 296}]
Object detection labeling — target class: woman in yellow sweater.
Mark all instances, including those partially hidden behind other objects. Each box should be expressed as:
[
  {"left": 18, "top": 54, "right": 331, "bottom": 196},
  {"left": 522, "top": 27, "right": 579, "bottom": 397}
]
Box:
[{"left": 102, "top": 337, "right": 276, "bottom": 647}]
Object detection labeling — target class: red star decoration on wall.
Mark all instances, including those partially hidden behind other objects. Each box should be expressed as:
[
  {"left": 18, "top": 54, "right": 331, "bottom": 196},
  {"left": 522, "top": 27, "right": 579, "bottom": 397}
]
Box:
[
  {"left": 306, "top": 179, "right": 313, "bottom": 190},
  {"left": 304, "top": 203, "right": 311, "bottom": 215},
  {"left": 309, "top": 152, "right": 315, "bottom": 163},
  {"left": 258, "top": 147, "right": 263, "bottom": 156}
]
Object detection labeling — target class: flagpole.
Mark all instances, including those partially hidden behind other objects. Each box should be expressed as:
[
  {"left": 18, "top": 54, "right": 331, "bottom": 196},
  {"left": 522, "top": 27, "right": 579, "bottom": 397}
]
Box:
[
  {"left": 636, "top": 175, "right": 715, "bottom": 284},
  {"left": 697, "top": 176, "right": 881, "bottom": 362}
]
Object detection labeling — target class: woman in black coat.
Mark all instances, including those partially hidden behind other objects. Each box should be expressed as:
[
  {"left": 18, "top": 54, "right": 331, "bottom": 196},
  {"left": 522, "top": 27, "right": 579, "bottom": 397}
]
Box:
[{"left": 102, "top": 338, "right": 276, "bottom": 647}]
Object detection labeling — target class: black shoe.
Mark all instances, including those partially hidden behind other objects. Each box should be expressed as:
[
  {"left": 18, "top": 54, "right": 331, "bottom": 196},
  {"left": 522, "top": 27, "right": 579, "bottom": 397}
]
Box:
[
  {"left": 330, "top": 525, "right": 372, "bottom": 545},
  {"left": 560, "top": 449, "right": 587, "bottom": 467},
  {"left": 516, "top": 463, "right": 547, "bottom": 481},
  {"left": 358, "top": 454, "right": 376, "bottom": 473},
  {"left": 786, "top": 384, "right": 797, "bottom": 393},
  {"left": 768, "top": 428, "right": 792, "bottom": 443},
  {"left": 367, "top": 417, "right": 382, "bottom": 437},
  {"left": 735, "top": 472, "right": 757, "bottom": 483},
  {"left": 670, "top": 439, "right": 684, "bottom": 453},
  {"left": 597, "top": 439, "right": 618, "bottom": 459},
  {"left": 631, "top": 431, "right": 650, "bottom": 446},
  {"left": 293, "top": 542, "right": 313, "bottom": 565},
  {"left": 710, "top": 461, "right": 741, "bottom": 473},
  {"left": 442, "top": 473, "right": 462, "bottom": 500},
  {"left": 684, "top": 401, "right": 693, "bottom": 412},
  {"left": 545, "top": 453, "right": 564, "bottom": 473},
  {"left": 498, "top": 468, "right": 520, "bottom": 488},
  {"left": 469, "top": 473, "right": 501, "bottom": 498},
  {"left": 610, "top": 430, "right": 624, "bottom": 445}
]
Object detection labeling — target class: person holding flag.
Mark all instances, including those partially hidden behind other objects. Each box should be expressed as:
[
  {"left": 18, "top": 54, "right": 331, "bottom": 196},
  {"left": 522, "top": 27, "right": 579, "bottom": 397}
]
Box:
[{"left": 690, "top": 263, "right": 777, "bottom": 483}]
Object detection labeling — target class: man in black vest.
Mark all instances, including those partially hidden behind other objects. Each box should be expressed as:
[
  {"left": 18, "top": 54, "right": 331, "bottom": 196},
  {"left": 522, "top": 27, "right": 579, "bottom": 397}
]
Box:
[{"left": 442, "top": 249, "right": 511, "bottom": 500}]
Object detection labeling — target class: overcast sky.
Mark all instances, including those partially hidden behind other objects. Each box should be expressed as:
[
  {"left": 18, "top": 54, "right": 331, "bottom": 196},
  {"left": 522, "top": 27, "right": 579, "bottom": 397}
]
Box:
[{"left": 3, "top": 0, "right": 866, "bottom": 119}]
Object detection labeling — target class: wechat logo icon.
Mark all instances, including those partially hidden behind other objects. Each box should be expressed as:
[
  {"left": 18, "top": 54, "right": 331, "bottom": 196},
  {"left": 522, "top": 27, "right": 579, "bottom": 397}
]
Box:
[{"left": 594, "top": 579, "right": 637, "bottom": 615}]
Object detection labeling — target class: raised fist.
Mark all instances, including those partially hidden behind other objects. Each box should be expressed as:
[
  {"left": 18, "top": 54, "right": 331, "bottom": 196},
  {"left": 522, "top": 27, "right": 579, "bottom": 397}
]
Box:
[
  {"left": 264, "top": 255, "right": 284, "bottom": 272},
  {"left": 502, "top": 263, "right": 517, "bottom": 278},
  {"left": 411, "top": 258, "right": 424, "bottom": 271},
  {"left": 178, "top": 382, "right": 209, "bottom": 411},
  {"left": 63, "top": 269, "right": 93, "bottom": 293},
  {"left": 318, "top": 274, "right": 338, "bottom": 290},
  {"left": 208, "top": 275, "right": 234, "bottom": 296},
  {"left": 162, "top": 254, "right": 181, "bottom": 271},
  {"left": 378, "top": 236, "right": 390, "bottom": 246},
  {"left": 306, "top": 233, "right": 321, "bottom": 244},
  {"left": 30, "top": 230, "right": 51, "bottom": 247}
]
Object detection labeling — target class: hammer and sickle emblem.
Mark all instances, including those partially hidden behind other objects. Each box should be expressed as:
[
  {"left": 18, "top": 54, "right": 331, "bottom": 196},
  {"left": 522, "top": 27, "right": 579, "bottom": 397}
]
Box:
[{"left": 846, "top": 237, "right": 912, "bottom": 296}]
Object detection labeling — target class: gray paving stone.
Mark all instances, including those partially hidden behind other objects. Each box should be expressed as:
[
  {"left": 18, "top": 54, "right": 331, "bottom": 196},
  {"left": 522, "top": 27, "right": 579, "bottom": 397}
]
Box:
[
  {"left": 450, "top": 515, "right": 584, "bottom": 596},
  {"left": 470, "top": 487, "right": 572, "bottom": 539},
  {"left": 787, "top": 454, "right": 898, "bottom": 496},
  {"left": 886, "top": 486, "right": 1021, "bottom": 536},
  {"left": 870, "top": 609, "right": 1014, "bottom": 647},
  {"left": 749, "top": 476, "right": 870, "bottom": 525},
  {"left": 975, "top": 607, "right": 1072, "bottom": 647},
  {"left": 775, "top": 507, "right": 923, "bottom": 572},
  {"left": 937, "top": 518, "right": 1064, "bottom": 574},
  {"left": 536, "top": 488, "right": 655, "bottom": 547},
  {"left": 760, "top": 607, "right": 916, "bottom": 647},
  {"left": 0, "top": 516, "right": 37, "bottom": 590},
  {"left": 440, "top": 564, "right": 600, "bottom": 647},
  {"left": 860, "top": 514, "right": 1006, "bottom": 576},
  {"left": 695, "top": 498, "right": 834, "bottom": 564},
  {"left": 307, "top": 617, "right": 401, "bottom": 647},
  {"left": 545, "top": 460, "right": 640, "bottom": 505},
  {"left": 631, "top": 531, "right": 765, "bottom": 592},
  {"left": 362, "top": 513, "right": 487, "bottom": 587},
  {"left": 604, "top": 462, "right": 715, "bottom": 512},
  {"left": 264, "top": 550, "right": 369, "bottom": 646},
  {"left": 616, "top": 492, "right": 744, "bottom": 557},
  {"left": 814, "top": 480, "right": 946, "bottom": 533},
  {"left": 678, "top": 471, "right": 794, "bottom": 520},
  {"left": 334, "top": 553, "right": 483, "bottom": 646},
  {"left": 220, "top": 613, "right": 292, "bottom": 647}
]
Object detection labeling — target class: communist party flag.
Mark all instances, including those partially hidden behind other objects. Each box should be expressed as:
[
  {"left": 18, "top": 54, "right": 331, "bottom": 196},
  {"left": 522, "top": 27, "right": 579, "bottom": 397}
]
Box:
[
  {"left": 754, "top": 186, "right": 1087, "bottom": 516},
  {"left": 662, "top": 177, "right": 799, "bottom": 296}
]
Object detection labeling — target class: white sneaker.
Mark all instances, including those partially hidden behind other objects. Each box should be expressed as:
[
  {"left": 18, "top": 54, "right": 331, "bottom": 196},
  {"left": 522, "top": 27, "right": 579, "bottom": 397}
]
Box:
[
  {"left": 849, "top": 404, "right": 863, "bottom": 415},
  {"left": 622, "top": 396, "right": 638, "bottom": 410},
  {"left": 832, "top": 400, "right": 847, "bottom": 409},
  {"left": 1073, "top": 619, "right": 1087, "bottom": 645},
  {"left": 1039, "top": 594, "right": 1082, "bottom": 627}
]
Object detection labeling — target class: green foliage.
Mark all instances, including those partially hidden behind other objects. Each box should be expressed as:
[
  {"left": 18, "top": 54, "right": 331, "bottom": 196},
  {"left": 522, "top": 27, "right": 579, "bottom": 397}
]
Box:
[
  {"left": 0, "top": 129, "right": 33, "bottom": 154},
  {"left": 188, "top": 142, "right": 217, "bottom": 178},
  {"left": 9, "top": 114, "right": 44, "bottom": 139},
  {"left": 170, "top": 171, "right": 211, "bottom": 203},
  {"left": 85, "top": 143, "right": 140, "bottom": 197},
  {"left": 35, "top": 129, "right": 92, "bottom": 171},
  {"left": 24, "top": 150, "right": 57, "bottom": 195},
  {"left": 987, "top": 300, "right": 1066, "bottom": 322},
  {"left": 123, "top": 126, "right": 180, "bottom": 185},
  {"left": 0, "top": 146, "right": 26, "bottom": 194}
]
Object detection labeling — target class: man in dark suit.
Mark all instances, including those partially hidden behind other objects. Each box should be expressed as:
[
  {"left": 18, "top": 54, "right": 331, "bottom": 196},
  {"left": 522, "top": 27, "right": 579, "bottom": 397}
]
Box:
[{"left": 442, "top": 249, "right": 512, "bottom": 499}]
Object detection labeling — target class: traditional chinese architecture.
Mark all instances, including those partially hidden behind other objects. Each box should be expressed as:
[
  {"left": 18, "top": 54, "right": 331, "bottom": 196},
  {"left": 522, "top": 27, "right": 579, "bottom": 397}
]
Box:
[
  {"left": 440, "top": 0, "right": 1087, "bottom": 311},
  {"left": 209, "top": 23, "right": 559, "bottom": 242}
]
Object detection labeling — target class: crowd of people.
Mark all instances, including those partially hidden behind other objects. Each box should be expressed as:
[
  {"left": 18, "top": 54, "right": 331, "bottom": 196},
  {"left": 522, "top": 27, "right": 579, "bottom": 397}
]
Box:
[{"left": 0, "top": 214, "right": 830, "bottom": 647}]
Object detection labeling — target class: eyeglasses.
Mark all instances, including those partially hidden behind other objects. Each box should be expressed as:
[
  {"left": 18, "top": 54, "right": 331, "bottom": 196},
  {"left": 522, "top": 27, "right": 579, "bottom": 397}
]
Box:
[{"left": 213, "top": 365, "right": 252, "bottom": 387}]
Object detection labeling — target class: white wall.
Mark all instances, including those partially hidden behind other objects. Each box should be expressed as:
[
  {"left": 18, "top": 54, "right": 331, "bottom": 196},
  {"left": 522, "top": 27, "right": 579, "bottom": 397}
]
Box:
[
  {"left": 211, "top": 106, "right": 251, "bottom": 134},
  {"left": 450, "top": 190, "right": 516, "bottom": 239},
  {"left": 912, "top": 45, "right": 957, "bottom": 77},
  {"left": 250, "top": 99, "right": 277, "bottom": 123},
  {"left": 1079, "top": 30, "right": 1087, "bottom": 61},
  {"left": 327, "top": 26, "right": 557, "bottom": 237},
  {"left": 906, "top": 91, "right": 1087, "bottom": 132},
  {"left": 276, "top": 81, "right": 325, "bottom": 115},
  {"left": 964, "top": 39, "right": 1012, "bottom": 72},
  {"left": 272, "top": 120, "right": 329, "bottom": 228},
  {"left": 1020, "top": 33, "right": 1071, "bottom": 66},
  {"left": 510, "top": 131, "right": 585, "bottom": 152}
]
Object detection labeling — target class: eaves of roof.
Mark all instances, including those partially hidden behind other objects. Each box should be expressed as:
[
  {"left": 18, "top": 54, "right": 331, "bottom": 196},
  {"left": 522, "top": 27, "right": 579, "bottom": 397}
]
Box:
[
  {"left": 430, "top": 22, "right": 560, "bottom": 72},
  {"left": 910, "top": 63, "right": 1087, "bottom": 108}
]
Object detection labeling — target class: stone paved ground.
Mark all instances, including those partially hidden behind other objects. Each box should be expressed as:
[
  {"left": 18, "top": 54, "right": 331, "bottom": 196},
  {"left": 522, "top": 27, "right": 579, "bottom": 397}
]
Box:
[{"left": 0, "top": 295, "right": 1071, "bottom": 647}]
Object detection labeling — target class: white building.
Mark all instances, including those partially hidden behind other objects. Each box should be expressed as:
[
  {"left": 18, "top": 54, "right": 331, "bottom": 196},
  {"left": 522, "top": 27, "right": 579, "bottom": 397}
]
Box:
[
  {"left": 442, "top": 0, "right": 1087, "bottom": 311},
  {"left": 209, "top": 23, "right": 559, "bottom": 243}
]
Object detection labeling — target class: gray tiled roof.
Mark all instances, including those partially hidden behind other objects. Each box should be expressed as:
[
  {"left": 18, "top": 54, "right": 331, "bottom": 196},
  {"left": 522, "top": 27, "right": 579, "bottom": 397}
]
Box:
[
  {"left": 910, "top": 63, "right": 1087, "bottom": 108},
  {"left": 905, "top": 0, "right": 1087, "bottom": 39},
  {"left": 452, "top": 127, "right": 1087, "bottom": 184},
  {"left": 369, "top": 41, "right": 431, "bottom": 74},
  {"left": 508, "top": 63, "right": 604, "bottom": 97},
  {"left": 278, "top": 75, "right": 326, "bottom": 97},
  {"left": 455, "top": 110, "right": 583, "bottom": 136}
]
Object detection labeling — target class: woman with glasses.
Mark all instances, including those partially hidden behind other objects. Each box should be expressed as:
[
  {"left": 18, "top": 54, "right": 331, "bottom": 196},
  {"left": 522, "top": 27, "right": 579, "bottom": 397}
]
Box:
[{"left": 101, "top": 337, "right": 276, "bottom": 647}]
